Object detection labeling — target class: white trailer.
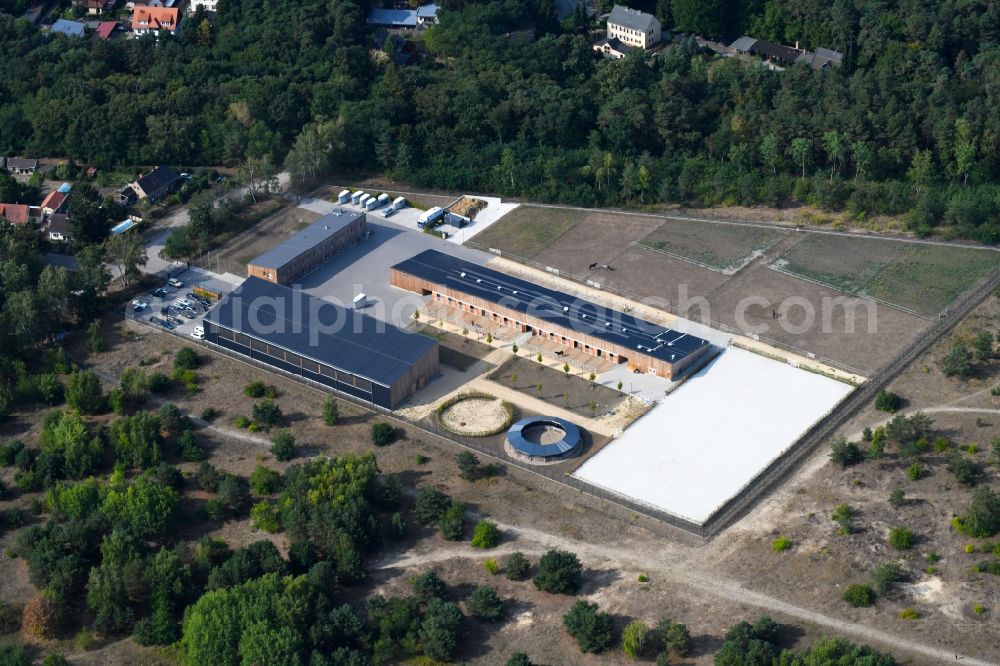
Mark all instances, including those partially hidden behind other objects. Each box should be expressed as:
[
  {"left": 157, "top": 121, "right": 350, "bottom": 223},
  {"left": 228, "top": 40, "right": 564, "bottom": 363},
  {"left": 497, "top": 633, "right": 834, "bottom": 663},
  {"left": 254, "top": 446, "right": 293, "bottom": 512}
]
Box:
[
  {"left": 352, "top": 293, "right": 367, "bottom": 310},
  {"left": 392, "top": 196, "right": 407, "bottom": 210},
  {"left": 351, "top": 190, "right": 364, "bottom": 204},
  {"left": 376, "top": 193, "right": 390, "bottom": 207},
  {"left": 337, "top": 189, "right": 351, "bottom": 204}
]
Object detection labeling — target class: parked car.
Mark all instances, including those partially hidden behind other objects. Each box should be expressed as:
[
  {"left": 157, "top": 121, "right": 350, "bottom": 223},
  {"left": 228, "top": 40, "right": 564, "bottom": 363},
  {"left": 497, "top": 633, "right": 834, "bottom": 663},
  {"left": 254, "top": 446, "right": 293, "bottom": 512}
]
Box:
[
  {"left": 167, "top": 278, "right": 183, "bottom": 288},
  {"left": 196, "top": 297, "right": 211, "bottom": 308},
  {"left": 167, "top": 315, "right": 183, "bottom": 326},
  {"left": 161, "top": 319, "right": 175, "bottom": 331},
  {"left": 181, "top": 309, "right": 198, "bottom": 319},
  {"left": 382, "top": 206, "right": 396, "bottom": 217},
  {"left": 149, "top": 316, "right": 163, "bottom": 326},
  {"left": 175, "top": 298, "right": 192, "bottom": 308},
  {"left": 191, "top": 326, "right": 205, "bottom": 340},
  {"left": 132, "top": 300, "right": 149, "bottom": 312},
  {"left": 151, "top": 287, "right": 169, "bottom": 298}
]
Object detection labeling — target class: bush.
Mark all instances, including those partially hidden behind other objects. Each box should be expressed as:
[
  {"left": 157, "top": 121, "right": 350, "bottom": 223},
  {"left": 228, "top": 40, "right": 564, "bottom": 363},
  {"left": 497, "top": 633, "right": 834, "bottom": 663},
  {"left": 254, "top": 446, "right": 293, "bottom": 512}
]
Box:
[
  {"left": 457, "top": 450, "right": 480, "bottom": 481},
  {"left": 178, "top": 429, "right": 206, "bottom": 462},
  {"left": 439, "top": 502, "right": 466, "bottom": 541},
  {"left": 371, "top": 422, "right": 395, "bottom": 446},
  {"left": 200, "top": 407, "right": 219, "bottom": 421},
  {"left": 414, "top": 487, "right": 451, "bottom": 524},
  {"left": 506, "top": 654, "right": 533, "bottom": 666},
  {"left": 907, "top": 462, "right": 922, "bottom": 481},
  {"left": 251, "top": 400, "right": 283, "bottom": 430},
  {"left": 505, "top": 551, "right": 530, "bottom": 581},
  {"left": 874, "top": 389, "right": 902, "bottom": 412},
  {"left": 388, "top": 512, "right": 407, "bottom": 541},
  {"left": 216, "top": 474, "right": 249, "bottom": 516},
  {"left": 250, "top": 501, "right": 281, "bottom": 533},
  {"left": 233, "top": 415, "right": 250, "bottom": 429},
  {"left": 871, "top": 562, "right": 904, "bottom": 595},
  {"left": 563, "top": 600, "right": 615, "bottom": 653},
  {"left": 889, "top": 486, "right": 906, "bottom": 507},
  {"left": 534, "top": 549, "right": 582, "bottom": 594},
  {"left": 322, "top": 397, "right": 339, "bottom": 426},
  {"left": 771, "top": 535, "right": 792, "bottom": 552},
  {"left": 898, "top": 608, "right": 919, "bottom": 620},
  {"left": 889, "top": 527, "right": 916, "bottom": 550},
  {"left": 65, "top": 370, "right": 105, "bottom": 414},
  {"left": 249, "top": 465, "right": 282, "bottom": 496},
  {"left": 467, "top": 585, "right": 504, "bottom": 622},
  {"left": 271, "top": 431, "right": 296, "bottom": 462},
  {"left": 622, "top": 620, "right": 650, "bottom": 659},
  {"left": 843, "top": 584, "right": 876, "bottom": 607},
  {"left": 173, "top": 347, "right": 200, "bottom": 371},
  {"left": 412, "top": 570, "right": 448, "bottom": 601},
  {"left": 22, "top": 595, "right": 59, "bottom": 638},
  {"left": 953, "top": 486, "right": 1000, "bottom": 537},
  {"left": 243, "top": 381, "right": 267, "bottom": 398},
  {"left": 196, "top": 462, "right": 219, "bottom": 492},
  {"left": 483, "top": 558, "right": 499, "bottom": 575},
  {"left": 830, "top": 437, "right": 863, "bottom": 468},
  {"left": 941, "top": 343, "right": 973, "bottom": 378},
  {"left": 471, "top": 520, "right": 501, "bottom": 549},
  {"left": 658, "top": 618, "right": 691, "bottom": 657},
  {"left": 148, "top": 372, "right": 171, "bottom": 394},
  {"left": 947, "top": 453, "right": 977, "bottom": 486}
]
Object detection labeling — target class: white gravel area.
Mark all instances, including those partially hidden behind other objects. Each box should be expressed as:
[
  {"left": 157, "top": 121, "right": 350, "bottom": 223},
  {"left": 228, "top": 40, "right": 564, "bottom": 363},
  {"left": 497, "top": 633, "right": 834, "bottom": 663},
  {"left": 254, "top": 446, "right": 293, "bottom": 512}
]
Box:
[{"left": 440, "top": 398, "right": 509, "bottom": 435}]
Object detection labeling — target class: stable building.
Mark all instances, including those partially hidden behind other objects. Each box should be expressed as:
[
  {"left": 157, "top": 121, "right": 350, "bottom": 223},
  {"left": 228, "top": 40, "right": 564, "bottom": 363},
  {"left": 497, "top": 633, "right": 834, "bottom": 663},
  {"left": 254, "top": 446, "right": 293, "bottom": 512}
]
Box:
[
  {"left": 246, "top": 209, "right": 367, "bottom": 285},
  {"left": 203, "top": 276, "right": 439, "bottom": 409},
  {"left": 391, "top": 250, "right": 710, "bottom": 380}
]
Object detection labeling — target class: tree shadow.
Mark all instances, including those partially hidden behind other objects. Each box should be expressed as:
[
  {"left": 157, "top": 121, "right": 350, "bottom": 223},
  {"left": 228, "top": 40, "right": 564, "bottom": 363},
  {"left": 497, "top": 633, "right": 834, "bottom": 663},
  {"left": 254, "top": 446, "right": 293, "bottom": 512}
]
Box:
[{"left": 577, "top": 567, "right": 622, "bottom": 595}]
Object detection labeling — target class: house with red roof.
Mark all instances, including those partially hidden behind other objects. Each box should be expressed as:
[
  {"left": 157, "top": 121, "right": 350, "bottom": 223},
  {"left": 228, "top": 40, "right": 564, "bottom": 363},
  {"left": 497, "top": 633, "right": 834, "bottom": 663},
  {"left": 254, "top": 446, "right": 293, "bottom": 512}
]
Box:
[
  {"left": 0, "top": 204, "right": 41, "bottom": 226},
  {"left": 95, "top": 21, "right": 119, "bottom": 39},
  {"left": 40, "top": 190, "right": 69, "bottom": 216},
  {"left": 132, "top": 6, "right": 179, "bottom": 35}
]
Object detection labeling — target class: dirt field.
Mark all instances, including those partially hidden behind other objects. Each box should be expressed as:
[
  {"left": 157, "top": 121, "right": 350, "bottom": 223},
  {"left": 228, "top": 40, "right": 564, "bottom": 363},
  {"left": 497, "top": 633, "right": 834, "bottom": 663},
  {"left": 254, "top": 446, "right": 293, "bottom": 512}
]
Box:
[
  {"left": 638, "top": 218, "right": 788, "bottom": 273},
  {"left": 211, "top": 205, "right": 322, "bottom": 274},
  {"left": 488, "top": 357, "right": 625, "bottom": 420},
  {"left": 467, "top": 206, "right": 995, "bottom": 374}
]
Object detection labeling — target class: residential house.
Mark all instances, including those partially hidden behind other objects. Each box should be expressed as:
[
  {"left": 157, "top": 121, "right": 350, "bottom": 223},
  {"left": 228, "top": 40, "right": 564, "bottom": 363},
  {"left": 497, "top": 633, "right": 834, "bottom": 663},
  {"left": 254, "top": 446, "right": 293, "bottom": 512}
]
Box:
[
  {"left": 188, "top": 0, "right": 217, "bottom": 12},
  {"left": 80, "top": 0, "right": 116, "bottom": 15},
  {"left": 119, "top": 165, "right": 182, "bottom": 205},
  {"left": 606, "top": 5, "right": 660, "bottom": 50},
  {"left": 367, "top": 8, "right": 418, "bottom": 28},
  {"left": 416, "top": 4, "right": 438, "bottom": 24},
  {"left": 0, "top": 204, "right": 41, "bottom": 226},
  {"left": 50, "top": 19, "right": 86, "bottom": 38},
  {"left": 95, "top": 20, "right": 119, "bottom": 39},
  {"left": 5, "top": 158, "right": 38, "bottom": 175},
  {"left": 40, "top": 190, "right": 69, "bottom": 217},
  {"left": 730, "top": 36, "right": 842, "bottom": 70},
  {"left": 131, "top": 6, "right": 179, "bottom": 35},
  {"left": 127, "top": 0, "right": 177, "bottom": 7},
  {"left": 592, "top": 36, "right": 634, "bottom": 59},
  {"left": 47, "top": 214, "right": 72, "bottom": 243}
]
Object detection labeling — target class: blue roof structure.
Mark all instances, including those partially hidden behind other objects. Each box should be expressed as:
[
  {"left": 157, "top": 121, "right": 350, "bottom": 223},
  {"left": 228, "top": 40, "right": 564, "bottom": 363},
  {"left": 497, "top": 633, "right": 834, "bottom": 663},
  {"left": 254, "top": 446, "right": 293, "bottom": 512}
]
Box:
[
  {"left": 51, "top": 19, "right": 85, "bottom": 37},
  {"left": 205, "top": 277, "right": 437, "bottom": 388},
  {"left": 416, "top": 3, "right": 437, "bottom": 18},
  {"left": 367, "top": 8, "right": 418, "bottom": 27},
  {"left": 57, "top": 182, "right": 72, "bottom": 193},
  {"left": 111, "top": 219, "right": 137, "bottom": 234},
  {"left": 392, "top": 250, "right": 710, "bottom": 366},
  {"left": 507, "top": 417, "right": 581, "bottom": 459}
]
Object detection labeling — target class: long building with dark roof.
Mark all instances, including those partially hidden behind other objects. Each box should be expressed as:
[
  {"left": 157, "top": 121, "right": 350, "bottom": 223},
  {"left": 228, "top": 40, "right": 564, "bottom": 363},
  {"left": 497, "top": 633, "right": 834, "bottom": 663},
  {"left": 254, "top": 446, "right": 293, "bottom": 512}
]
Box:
[
  {"left": 390, "top": 250, "right": 711, "bottom": 379},
  {"left": 203, "top": 276, "right": 438, "bottom": 408},
  {"left": 247, "top": 209, "right": 367, "bottom": 285}
]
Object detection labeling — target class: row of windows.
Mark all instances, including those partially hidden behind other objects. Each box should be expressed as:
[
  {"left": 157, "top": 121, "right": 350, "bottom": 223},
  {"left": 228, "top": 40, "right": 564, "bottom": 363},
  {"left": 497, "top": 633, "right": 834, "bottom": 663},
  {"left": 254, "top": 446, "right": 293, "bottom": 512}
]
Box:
[{"left": 214, "top": 326, "right": 373, "bottom": 393}]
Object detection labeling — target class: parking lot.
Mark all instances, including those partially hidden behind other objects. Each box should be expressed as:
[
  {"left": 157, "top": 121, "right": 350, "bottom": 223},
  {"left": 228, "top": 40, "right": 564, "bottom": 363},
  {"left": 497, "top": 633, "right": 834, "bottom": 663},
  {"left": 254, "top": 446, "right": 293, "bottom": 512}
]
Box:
[{"left": 128, "top": 270, "right": 241, "bottom": 339}]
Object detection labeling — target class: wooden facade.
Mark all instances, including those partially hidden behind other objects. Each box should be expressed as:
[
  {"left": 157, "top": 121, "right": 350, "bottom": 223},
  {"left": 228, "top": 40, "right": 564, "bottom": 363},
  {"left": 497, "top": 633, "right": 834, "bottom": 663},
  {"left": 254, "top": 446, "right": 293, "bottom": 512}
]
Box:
[
  {"left": 391, "top": 267, "right": 708, "bottom": 380},
  {"left": 248, "top": 215, "right": 367, "bottom": 285}
]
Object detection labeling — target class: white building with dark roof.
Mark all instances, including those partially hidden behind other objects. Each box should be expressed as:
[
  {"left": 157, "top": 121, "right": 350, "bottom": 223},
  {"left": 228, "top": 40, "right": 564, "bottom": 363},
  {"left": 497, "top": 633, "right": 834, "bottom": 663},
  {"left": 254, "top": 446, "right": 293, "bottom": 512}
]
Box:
[{"left": 607, "top": 5, "right": 660, "bottom": 50}]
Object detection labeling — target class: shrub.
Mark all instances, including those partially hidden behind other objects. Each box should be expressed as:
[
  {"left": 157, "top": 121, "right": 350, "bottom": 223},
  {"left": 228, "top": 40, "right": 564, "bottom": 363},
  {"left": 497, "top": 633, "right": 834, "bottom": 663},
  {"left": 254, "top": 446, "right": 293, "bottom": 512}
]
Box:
[
  {"left": 483, "top": 558, "right": 499, "bottom": 575},
  {"left": 415, "top": 487, "right": 452, "bottom": 524},
  {"left": 658, "top": 618, "right": 690, "bottom": 657},
  {"left": 832, "top": 504, "right": 855, "bottom": 534},
  {"left": 65, "top": 370, "right": 105, "bottom": 414},
  {"left": 830, "top": 437, "right": 863, "bottom": 468},
  {"left": 457, "top": 450, "right": 480, "bottom": 481},
  {"left": 562, "top": 600, "right": 614, "bottom": 653},
  {"left": 621, "top": 620, "right": 650, "bottom": 659},
  {"left": 889, "top": 486, "right": 906, "bottom": 507},
  {"left": 506, "top": 653, "right": 533, "bottom": 666},
  {"left": 216, "top": 474, "right": 249, "bottom": 516},
  {"left": 941, "top": 343, "right": 973, "bottom": 378},
  {"left": 947, "top": 453, "right": 977, "bottom": 486},
  {"left": 898, "top": 608, "right": 919, "bottom": 620},
  {"left": 415, "top": 454, "right": 429, "bottom": 465},
  {"left": 233, "top": 415, "right": 250, "bottom": 429},
  {"left": 22, "top": 596, "right": 59, "bottom": 638},
  {"left": 953, "top": 486, "right": 1000, "bottom": 537},
  {"left": 271, "top": 431, "right": 296, "bottom": 462},
  {"left": 173, "top": 347, "right": 200, "bottom": 371},
  {"left": 439, "top": 502, "right": 466, "bottom": 541},
  {"left": 505, "top": 551, "right": 530, "bottom": 581},
  {"left": 148, "top": 372, "right": 171, "bottom": 394},
  {"left": 251, "top": 400, "right": 283, "bottom": 430},
  {"left": 178, "top": 429, "right": 206, "bottom": 462},
  {"left": 871, "top": 562, "right": 904, "bottom": 595},
  {"left": 471, "top": 520, "right": 501, "bottom": 549},
  {"left": 250, "top": 501, "right": 281, "bottom": 533},
  {"left": 889, "top": 527, "right": 916, "bottom": 550},
  {"left": 243, "top": 381, "right": 267, "bottom": 398},
  {"left": 843, "top": 584, "right": 876, "bottom": 607},
  {"left": 467, "top": 585, "right": 504, "bottom": 622},
  {"left": 412, "top": 570, "right": 448, "bottom": 601},
  {"left": 370, "top": 422, "right": 395, "bottom": 446},
  {"left": 907, "top": 462, "right": 922, "bottom": 481},
  {"left": 772, "top": 535, "right": 792, "bottom": 552},
  {"left": 973, "top": 604, "right": 986, "bottom": 615},
  {"left": 534, "top": 549, "right": 582, "bottom": 594},
  {"left": 200, "top": 407, "right": 219, "bottom": 421},
  {"left": 322, "top": 397, "right": 339, "bottom": 426},
  {"left": 249, "top": 465, "right": 282, "bottom": 496},
  {"left": 874, "top": 389, "right": 902, "bottom": 412}
]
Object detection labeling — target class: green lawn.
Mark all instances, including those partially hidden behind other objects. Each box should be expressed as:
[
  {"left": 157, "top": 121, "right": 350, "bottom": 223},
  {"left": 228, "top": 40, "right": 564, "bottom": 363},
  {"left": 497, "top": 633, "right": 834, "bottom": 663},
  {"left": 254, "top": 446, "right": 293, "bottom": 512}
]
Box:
[{"left": 771, "top": 235, "right": 909, "bottom": 293}]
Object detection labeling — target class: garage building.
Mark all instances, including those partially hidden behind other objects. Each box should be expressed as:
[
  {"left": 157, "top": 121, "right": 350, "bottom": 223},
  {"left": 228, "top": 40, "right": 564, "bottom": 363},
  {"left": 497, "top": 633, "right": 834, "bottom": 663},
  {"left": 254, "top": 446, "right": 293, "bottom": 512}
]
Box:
[
  {"left": 247, "top": 209, "right": 367, "bottom": 285},
  {"left": 204, "top": 276, "right": 438, "bottom": 408},
  {"left": 391, "top": 249, "right": 710, "bottom": 379}
]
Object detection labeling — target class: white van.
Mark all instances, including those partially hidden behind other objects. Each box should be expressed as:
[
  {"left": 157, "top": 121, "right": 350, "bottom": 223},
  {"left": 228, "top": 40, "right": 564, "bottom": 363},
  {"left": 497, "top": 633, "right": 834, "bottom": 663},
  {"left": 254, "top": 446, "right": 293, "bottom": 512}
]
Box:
[{"left": 191, "top": 326, "right": 205, "bottom": 340}]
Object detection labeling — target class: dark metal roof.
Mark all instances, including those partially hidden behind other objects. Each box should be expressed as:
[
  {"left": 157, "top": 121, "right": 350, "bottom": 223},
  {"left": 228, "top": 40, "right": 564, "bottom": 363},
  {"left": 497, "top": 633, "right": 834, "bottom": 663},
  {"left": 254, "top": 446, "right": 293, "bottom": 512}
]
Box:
[
  {"left": 135, "top": 166, "right": 181, "bottom": 198},
  {"left": 205, "top": 276, "right": 437, "bottom": 387},
  {"left": 392, "top": 250, "right": 710, "bottom": 365},
  {"left": 608, "top": 4, "right": 657, "bottom": 32},
  {"left": 6, "top": 158, "right": 38, "bottom": 169},
  {"left": 507, "top": 417, "right": 581, "bottom": 458},
  {"left": 249, "top": 209, "right": 365, "bottom": 271}
]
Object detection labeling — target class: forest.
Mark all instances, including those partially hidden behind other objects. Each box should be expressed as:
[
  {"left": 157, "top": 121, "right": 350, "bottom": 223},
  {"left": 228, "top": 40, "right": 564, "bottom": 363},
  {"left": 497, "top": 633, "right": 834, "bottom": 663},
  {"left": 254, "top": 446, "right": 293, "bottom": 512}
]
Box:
[{"left": 3, "top": 0, "right": 1000, "bottom": 239}]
